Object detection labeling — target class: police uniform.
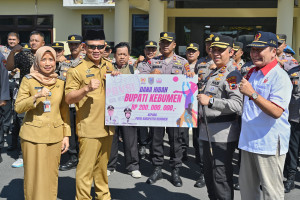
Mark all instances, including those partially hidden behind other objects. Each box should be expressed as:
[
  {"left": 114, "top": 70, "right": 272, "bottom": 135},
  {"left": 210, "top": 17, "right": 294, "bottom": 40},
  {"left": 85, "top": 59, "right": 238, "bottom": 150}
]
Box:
[
  {"left": 240, "top": 60, "right": 255, "bottom": 77},
  {"left": 136, "top": 40, "right": 158, "bottom": 158},
  {"left": 54, "top": 37, "right": 84, "bottom": 171},
  {"left": 199, "top": 35, "right": 243, "bottom": 200},
  {"left": 15, "top": 75, "right": 71, "bottom": 200},
  {"left": 65, "top": 30, "right": 114, "bottom": 200},
  {"left": 277, "top": 34, "right": 299, "bottom": 72},
  {"left": 284, "top": 67, "right": 300, "bottom": 192},
  {"left": 138, "top": 32, "right": 190, "bottom": 187},
  {"left": 107, "top": 63, "right": 140, "bottom": 174},
  {"left": 0, "top": 52, "right": 10, "bottom": 162},
  {"left": 233, "top": 42, "right": 245, "bottom": 69}
]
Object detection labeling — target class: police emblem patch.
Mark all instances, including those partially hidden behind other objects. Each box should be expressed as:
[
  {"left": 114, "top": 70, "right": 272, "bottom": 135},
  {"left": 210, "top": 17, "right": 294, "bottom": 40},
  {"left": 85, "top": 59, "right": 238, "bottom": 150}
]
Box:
[{"left": 227, "top": 76, "right": 238, "bottom": 90}]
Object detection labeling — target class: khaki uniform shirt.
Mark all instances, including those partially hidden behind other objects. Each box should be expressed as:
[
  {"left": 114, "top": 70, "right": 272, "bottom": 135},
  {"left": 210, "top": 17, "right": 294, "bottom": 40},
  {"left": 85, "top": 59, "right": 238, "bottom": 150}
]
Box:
[
  {"left": 199, "top": 59, "right": 243, "bottom": 142},
  {"left": 65, "top": 57, "right": 114, "bottom": 138},
  {"left": 15, "top": 76, "right": 71, "bottom": 143}
]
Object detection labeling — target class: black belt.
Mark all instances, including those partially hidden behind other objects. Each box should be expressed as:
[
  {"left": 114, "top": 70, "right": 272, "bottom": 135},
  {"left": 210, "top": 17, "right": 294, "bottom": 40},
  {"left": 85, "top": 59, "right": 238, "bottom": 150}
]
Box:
[{"left": 205, "top": 114, "right": 237, "bottom": 123}]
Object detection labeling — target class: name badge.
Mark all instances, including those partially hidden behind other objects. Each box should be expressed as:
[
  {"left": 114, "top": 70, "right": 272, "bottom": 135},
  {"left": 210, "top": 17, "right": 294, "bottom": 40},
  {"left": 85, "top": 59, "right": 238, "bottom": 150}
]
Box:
[
  {"left": 86, "top": 74, "right": 95, "bottom": 78},
  {"left": 43, "top": 100, "right": 51, "bottom": 112},
  {"left": 35, "top": 87, "right": 43, "bottom": 90}
]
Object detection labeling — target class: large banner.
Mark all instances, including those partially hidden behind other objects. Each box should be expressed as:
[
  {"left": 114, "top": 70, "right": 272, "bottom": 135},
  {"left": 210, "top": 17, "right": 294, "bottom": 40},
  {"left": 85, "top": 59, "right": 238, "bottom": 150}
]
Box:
[{"left": 105, "top": 74, "right": 198, "bottom": 127}]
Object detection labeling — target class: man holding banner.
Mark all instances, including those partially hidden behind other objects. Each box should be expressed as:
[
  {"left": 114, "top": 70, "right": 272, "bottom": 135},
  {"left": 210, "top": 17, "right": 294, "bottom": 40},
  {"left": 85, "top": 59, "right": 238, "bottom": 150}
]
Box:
[
  {"left": 138, "top": 32, "right": 190, "bottom": 187},
  {"left": 197, "top": 35, "right": 243, "bottom": 199}
]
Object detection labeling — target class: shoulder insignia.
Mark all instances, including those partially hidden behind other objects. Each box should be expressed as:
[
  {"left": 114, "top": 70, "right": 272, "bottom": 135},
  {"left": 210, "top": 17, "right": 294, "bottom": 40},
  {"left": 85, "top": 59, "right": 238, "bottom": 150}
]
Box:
[
  {"left": 71, "top": 60, "right": 83, "bottom": 68},
  {"left": 147, "top": 60, "right": 151, "bottom": 64},
  {"left": 65, "top": 60, "right": 71, "bottom": 63},
  {"left": 25, "top": 74, "right": 32, "bottom": 79},
  {"left": 173, "top": 56, "right": 177, "bottom": 61},
  {"left": 226, "top": 76, "right": 238, "bottom": 90},
  {"left": 291, "top": 73, "right": 297, "bottom": 77},
  {"left": 184, "top": 63, "right": 190, "bottom": 72}
]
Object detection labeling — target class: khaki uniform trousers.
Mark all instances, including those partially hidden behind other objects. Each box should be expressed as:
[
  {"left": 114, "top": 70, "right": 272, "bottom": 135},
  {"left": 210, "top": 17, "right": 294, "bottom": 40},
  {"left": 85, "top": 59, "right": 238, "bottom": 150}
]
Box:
[
  {"left": 21, "top": 139, "right": 62, "bottom": 200},
  {"left": 239, "top": 148, "right": 286, "bottom": 200},
  {"left": 76, "top": 135, "right": 113, "bottom": 200}
]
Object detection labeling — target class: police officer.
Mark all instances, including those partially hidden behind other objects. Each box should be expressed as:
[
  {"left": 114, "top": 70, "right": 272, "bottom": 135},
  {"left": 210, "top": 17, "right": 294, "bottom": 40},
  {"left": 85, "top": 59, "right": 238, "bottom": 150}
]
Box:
[
  {"left": 139, "top": 32, "right": 190, "bottom": 187},
  {"left": 103, "top": 41, "right": 113, "bottom": 62},
  {"left": 233, "top": 41, "right": 245, "bottom": 71},
  {"left": 284, "top": 66, "right": 300, "bottom": 193},
  {"left": 197, "top": 35, "right": 243, "bottom": 200},
  {"left": 107, "top": 42, "right": 141, "bottom": 178},
  {"left": 51, "top": 42, "right": 66, "bottom": 72},
  {"left": 276, "top": 34, "right": 298, "bottom": 71},
  {"left": 136, "top": 40, "right": 158, "bottom": 158},
  {"left": 194, "top": 33, "right": 217, "bottom": 76},
  {"left": 58, "top": 35, "right": 85, "bottom": 171},
  {"left": 183, "top": 43, "right": 200, "bottom": 161}
]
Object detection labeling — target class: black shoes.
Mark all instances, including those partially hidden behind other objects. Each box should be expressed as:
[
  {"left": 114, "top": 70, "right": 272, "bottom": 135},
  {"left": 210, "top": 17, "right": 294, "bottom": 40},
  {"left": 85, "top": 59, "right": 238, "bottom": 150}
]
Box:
[
  {"left": 194, "top": 173, "right": 205, "bottom": 188},
  {"left": 233, "top": 183, "right": 240, "bottom": 190},
  {"left": 139, "top": 145, "right": 146, "bottom": 159},
  {"left": 146, "top": 166, "right": 163, "bottom": 184},
  {"left": 171, "top": 168, "right": 183, "bottom": 187},
  {"left": 284, "top": 180, "right": 295, "bottom": 193},
  {"left": 59, "top": 157, "right": 78, "bottom": 171}
]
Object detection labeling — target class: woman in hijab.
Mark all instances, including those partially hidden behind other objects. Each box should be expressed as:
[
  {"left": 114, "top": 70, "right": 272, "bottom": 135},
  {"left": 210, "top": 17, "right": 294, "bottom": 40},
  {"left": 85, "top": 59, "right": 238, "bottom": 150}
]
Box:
[{"left": 15, "top": 46, "right": 71, "bottom": 200}]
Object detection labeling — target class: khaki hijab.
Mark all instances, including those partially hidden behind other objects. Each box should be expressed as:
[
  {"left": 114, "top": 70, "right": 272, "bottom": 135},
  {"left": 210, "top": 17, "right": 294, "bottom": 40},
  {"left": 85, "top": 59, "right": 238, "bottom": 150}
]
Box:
[{"left": 29, "top": 46, "right": 58, "bottom": 86}]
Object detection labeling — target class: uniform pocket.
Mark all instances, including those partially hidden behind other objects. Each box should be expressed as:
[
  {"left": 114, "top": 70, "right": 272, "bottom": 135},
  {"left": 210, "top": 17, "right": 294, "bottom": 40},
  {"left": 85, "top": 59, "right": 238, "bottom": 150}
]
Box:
[
  {"left": 53, "top": 120, "right": 64, "bottom": 128},
  {"left": 255, "top": 85, "right": 270, "bottom": 99},
  {"left": 24, "top": 120, "right": 43, "bottom": 128},
  {"left": 171, "top": 68, "right": 183, "bottom": 74}
]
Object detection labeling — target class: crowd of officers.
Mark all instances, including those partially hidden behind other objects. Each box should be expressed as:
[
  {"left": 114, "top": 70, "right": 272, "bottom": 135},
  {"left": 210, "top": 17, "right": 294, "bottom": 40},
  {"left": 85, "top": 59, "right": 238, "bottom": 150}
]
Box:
[{"left": 0, "top": 28, "right": 299, "bottom": 200}]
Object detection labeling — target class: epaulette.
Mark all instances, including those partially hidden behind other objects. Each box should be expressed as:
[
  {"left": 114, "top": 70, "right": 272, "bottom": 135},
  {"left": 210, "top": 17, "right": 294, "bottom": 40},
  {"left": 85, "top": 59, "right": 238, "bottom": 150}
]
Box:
[
  {"left": 25, "top": 74, "right": 32, "bottom": 79},
  {"left": 58, "top": 76, "right": 66, "bottom": 81},
  {"left": 71, "top": 60, "right": 83, "bottom": 68},
  {"left": 103, "top": 57, "right": 112, "bottom": 62}
]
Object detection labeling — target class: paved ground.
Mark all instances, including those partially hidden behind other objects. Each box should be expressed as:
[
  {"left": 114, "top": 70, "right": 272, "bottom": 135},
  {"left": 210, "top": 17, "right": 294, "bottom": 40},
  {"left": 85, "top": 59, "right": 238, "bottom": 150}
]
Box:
[{"left": 0, "top": 132, "right": 300, "bottom": 200}]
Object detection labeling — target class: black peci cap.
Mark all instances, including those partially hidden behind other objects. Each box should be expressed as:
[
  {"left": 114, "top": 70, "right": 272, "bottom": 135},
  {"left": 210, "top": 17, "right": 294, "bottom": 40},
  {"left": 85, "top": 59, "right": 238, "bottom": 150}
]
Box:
[{"left": 84, "top": 30, "right": 106, "bottom": 41}]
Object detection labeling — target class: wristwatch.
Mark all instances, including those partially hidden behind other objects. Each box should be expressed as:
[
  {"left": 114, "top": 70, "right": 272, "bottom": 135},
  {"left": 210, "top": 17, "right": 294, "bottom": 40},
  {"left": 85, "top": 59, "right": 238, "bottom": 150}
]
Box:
[
  {"left": 208, "top": 97, "right": 214, "bottom": 108},
  {"left": 251, "top": 92, "right": 258, "bottom": 100}
]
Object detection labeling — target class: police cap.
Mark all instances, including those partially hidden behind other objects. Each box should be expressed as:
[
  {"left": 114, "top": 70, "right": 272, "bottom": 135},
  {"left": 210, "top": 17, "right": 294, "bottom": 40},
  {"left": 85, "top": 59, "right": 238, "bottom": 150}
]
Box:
[
  {"left": 21, "top": 43, "right": 31, "bottom": 51},
  {"left": 67, "top": 34, "right": 83, "bottom": 43},
  {"left": 186, "top": 43, "right": 199, "bottom": 51},
  {"left": 233, "top": 42, "right": 244, "bottom": 51},
  {"left": 277, "top": 34, "right": 286, "bottom": 44},
  {"left": 145, "top": 40, "right": 157, "bottom": 48},
  {"left": 51, "top": 42, "right": 64, "bottom": 49},
  {"left": 160, "top": 32, "right": 176, "bottom": 42},
  {"left": 210, "top": 35, "right": 234, "bottom": 49}
]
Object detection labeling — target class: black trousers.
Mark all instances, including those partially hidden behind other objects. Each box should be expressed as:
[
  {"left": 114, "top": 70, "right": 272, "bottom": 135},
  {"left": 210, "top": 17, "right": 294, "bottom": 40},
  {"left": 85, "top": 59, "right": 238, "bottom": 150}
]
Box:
[
  {"left": 1, "top": 100, "right": 12, "bottom": 133},
  {"left": 9, "top": 111, "right": 24, "bottom": 150},
  {"left": 0, "top": 105, "right": 4, "bottom": 149},
  {"left": 108, "top": 126, "right": 139, "bottom": 172},
  {"left": 149, "top": 127, "right": 185, "bottom": 168},
  {"left": 180, "top": 128, "right": 189, "bottom": 155},
  {"left": 137, "top": 126, "right": 148, "bottom": 146},
  {"left": 202, "top": 141, "right": 237, "bottom": 200},
  {"left": 193, "top": 127, "right": 204, "bottom": 172},
  {"left": 285, "top": 121, "right": 300, "bottom": 178},
  {"left": 68, "top": 107, "right": 78, "bottom": 156}
]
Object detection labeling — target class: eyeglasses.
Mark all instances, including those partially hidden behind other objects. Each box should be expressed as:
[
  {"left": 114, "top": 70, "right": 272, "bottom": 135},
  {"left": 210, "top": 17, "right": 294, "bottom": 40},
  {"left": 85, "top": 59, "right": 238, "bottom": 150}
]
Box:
[{"left": 87, "top": 44, "right": 105, "bottom": 50}]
